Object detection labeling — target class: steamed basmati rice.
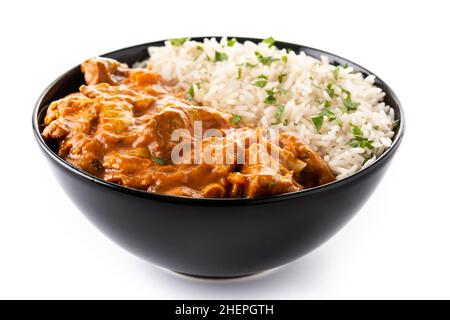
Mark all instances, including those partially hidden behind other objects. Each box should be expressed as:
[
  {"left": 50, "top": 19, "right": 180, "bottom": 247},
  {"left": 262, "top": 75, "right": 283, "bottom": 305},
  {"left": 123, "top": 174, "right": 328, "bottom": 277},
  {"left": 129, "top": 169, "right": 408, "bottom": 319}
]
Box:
[{"left": 142, "top": 37, "right": 395, "bottom": 179}]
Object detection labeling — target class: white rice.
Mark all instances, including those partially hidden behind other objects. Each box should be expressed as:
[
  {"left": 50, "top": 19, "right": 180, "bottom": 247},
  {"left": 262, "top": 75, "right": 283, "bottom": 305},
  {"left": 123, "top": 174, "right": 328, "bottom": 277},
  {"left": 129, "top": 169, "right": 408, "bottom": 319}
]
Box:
[{"left": 142, "top": 37, "right": 395, "bottom": 179}]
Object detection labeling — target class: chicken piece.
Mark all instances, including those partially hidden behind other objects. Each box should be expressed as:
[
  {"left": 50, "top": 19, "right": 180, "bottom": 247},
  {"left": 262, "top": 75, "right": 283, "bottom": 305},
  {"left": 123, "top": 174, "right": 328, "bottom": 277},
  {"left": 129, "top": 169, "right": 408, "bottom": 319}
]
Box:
[
  {"left": 279, "top": 133, "right": 335, "bottom": 187},
  {"left": 59, "top": 133, "right": 105, "bottom": 175},
  {"left": 148, "top": 164, "right": 233, "bottom": 197},
  {"left": 200, "top": 128, "right": 306, "bottom": 174},
  {"left": 127, "top": 69, "right": 162, "bottom": 88},
  {"left": 161, "top": 186, "right": 203, "bottom": 198},
  {"left": 80, "top": 83, "right": 156, "bottom": 115},
  {"left": 81, "top": 57, "right": 129, "bottom": 85},
  {"left": 102, "top": 149, "right": 155, "bottom": 189},
  {"left": 200, "top": 129, "right": 305, "bottom": 198},
  {"left": 238, "top": 143, "right": 302, "bottom": 198},
  {"left": 147, "top": 103, "right": 232, "bottom": 159},
  {"left": 43, "top": 93, "right": 99, "bottom": 140}
]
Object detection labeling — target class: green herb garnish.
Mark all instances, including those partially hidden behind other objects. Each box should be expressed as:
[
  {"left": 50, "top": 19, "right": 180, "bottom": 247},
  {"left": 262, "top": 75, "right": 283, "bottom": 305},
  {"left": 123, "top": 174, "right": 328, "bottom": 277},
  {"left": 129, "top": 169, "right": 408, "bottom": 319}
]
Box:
[
  {"left": 325, "top": 83, "right": 335, "bottom": 98},
  {"left": 261, "top": 36, "right": 276, "bottom": 48},
  {"left": 275, "top": 105, "right": 285, "bottom": 123},
  {"left": 351, "top": 124, "right": 363, "bottom": 136},
  {"left": 231, "top": 114, "right": 242, "bottom": 124},
  {"left": 264, "top": 88, "right": 277, "bottom": 104},
  {"left": 340, "top": 87, "right": 359, "bottom": 111},
  {"left": 392, "top": 120, "right": 400, "bottom": 129},
  {"left": 196, "top": 45, "right": 203, "bottom": 51},
  {"left": 312, "top": 116, "right": 324, "bottom": 131},
  {"left": 215, "top": 51, "right": 228, "bottom": 62},
  {"left": 185, "top": 85, "right": 195, "bottom": 100},
  {"left": 312, "top": 108, "right": 336, "bottom": 132},
  {"left": 320, "top": 109, "right": 336, "bottom": 121},
  {"left": 153, "top": 157, "right": 165, "bottom": 165},
  {"left": 278, "top": 73, "right": 288, "bottom": 82},
  {"left": 282, "top": 55, "right": 288, "bottom": 63},
  {"left": 245, "top": 62, "right": 257, "bottom": 67},
  {"left": 255, "top": 51, "right": 279, "bottom": 65},
  {"left": 324, "top": 100, "right": 332, "bottom": 108},
  {"left": 333, "top": 66, "right": 341, "bottom": 80},
  {"left": 342, "top": 92, "right": 360, "bottom": 111},
  {"left": 253, "top": 79, "right": 267, "bottom": 88},
  {"left": 227, "top": 38, "right": 237, "bottom": 47},
  {"left": 237, "top": 67, "right": 242, "bottom": 80},
  {"left": 349, "top": 137, "right": 374, "bottom": 149},
  {"left": 169, "top": 38, "right": 188, "bottom": 46},
  {"left": 349, "top": 124, "right": 374, "bottom": 149}
]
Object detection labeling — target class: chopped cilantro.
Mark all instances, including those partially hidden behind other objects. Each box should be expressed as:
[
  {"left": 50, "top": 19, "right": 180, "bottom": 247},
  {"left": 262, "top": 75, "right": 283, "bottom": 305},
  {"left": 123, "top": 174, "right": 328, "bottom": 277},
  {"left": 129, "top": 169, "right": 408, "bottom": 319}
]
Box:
[
  {"left": 343, "top": 92, "right": 360, "bottom": 111},
  {"left": 261, "top": 37, "right": 276, "bottom": 48},
  {"left": 278, "top": 73, "right": 288, "bottom": 83},
  {"left": 215, "top": 51, "right": 228, "bottom": 62},
  {"left": 253, "top": 79, "right": 267, "bottom": 88},
  {"left": 237, "top": 67, "right": 242, "bottom": 80},
  {"left": 341, "top": 87, "right": 351, "bottom": 96},
  {"left": 231, "top": 114, "right": 242, "bottom": 124},
  {"left": 339, "top": 87, "right": 359, "bottom": 111},
  {"left": 227, "top": 38, "right": 237, "bottom": 47},
  {"left": 325, "top": 83, "right": 335, "bottom": 98},
  {"left": 282, "top": 55, "right": 288, "bottom": 63},
  {"left": 245, "top": 62, "right": 257, "bottom": 67},
  {"left": 393, "top": 119, "right": 400, "bottom": 129},
  {"left": 153, "top": 157, "right": 165, "bottom": 165},
  {"left": 196, "top": 45, "right": 203, "bottom": 51},
  {"left": 350, "top": 137, "right": 374, "bottom": 149},
  {"left": 324, "top": 100, "right": 332, "bottom": 108},
  {"left": 351, "top": 124, "right": 363, "bottom": 136},
  {"left": 349, "top": 124, "right": 374, "bottom": 149},
  {"left": 185, "top": 85, "right": 195, "bottom": 101},
  {"left": 320, "top": 109, "right": 336, "bottom": 121},
  {"left": 169, "top": 38, "right": 188, "bottom": 46},
  {"left": 255, "top": 51, "right": 279, "bottom": 65},
  {"left": 264, "top": 88, "right": 276, "bottom": 104},
  {"left": 256, "top": 74, "right": 268, "bottom": 79},
  {"left": 312, "top": 116, "right": 324, "bottom": 131},
  {"left": 313, "top": 108, "right": 336, "bottom": 132},
  {"left": 275, "top": 105, "right": 285, "bottom": 123},
  {"left": 333, "top": 66, "right": 341, "bottom": 80}
]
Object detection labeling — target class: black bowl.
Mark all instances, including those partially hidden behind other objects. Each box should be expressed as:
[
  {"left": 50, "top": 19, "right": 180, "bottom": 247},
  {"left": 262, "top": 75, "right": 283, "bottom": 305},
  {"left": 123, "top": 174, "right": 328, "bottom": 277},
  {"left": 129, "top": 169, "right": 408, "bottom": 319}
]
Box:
[{"left": 32, "top": 37, "right": 405, "bottom": 277}]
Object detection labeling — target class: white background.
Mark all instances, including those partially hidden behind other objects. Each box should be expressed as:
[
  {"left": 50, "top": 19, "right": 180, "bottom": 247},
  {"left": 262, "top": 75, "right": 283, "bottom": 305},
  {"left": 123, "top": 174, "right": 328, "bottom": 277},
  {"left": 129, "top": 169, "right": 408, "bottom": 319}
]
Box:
[{"left": 1, "top": 0, "right": 449, "bottom": 299}]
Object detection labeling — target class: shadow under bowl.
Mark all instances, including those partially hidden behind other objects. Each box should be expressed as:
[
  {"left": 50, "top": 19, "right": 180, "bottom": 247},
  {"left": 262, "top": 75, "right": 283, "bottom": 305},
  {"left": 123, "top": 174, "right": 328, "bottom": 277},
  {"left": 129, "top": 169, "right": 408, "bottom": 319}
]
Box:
[{"left": 32, "top": 37, "right": 405, "bottom": 277}]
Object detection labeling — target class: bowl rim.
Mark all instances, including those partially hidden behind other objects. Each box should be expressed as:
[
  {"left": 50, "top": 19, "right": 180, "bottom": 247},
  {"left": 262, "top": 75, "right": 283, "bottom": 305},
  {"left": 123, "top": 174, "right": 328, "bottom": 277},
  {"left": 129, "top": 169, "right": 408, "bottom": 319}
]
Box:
[{"left": 32, "top": 37, "right": 405, "bottom": 206}]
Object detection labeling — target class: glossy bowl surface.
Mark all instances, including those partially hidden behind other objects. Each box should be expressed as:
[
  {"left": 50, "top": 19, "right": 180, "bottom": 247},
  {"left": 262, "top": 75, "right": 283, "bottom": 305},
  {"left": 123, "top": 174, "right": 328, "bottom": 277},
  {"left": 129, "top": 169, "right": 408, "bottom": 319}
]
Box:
[{"left": 33, "top": 37, "right": 404, "bottom": 277}]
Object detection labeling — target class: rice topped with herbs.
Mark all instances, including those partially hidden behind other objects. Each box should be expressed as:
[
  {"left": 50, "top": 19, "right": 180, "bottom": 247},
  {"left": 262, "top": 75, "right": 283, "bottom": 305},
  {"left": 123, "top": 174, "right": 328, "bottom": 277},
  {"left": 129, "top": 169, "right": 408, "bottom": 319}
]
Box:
[{"left": 142, "top": 37, "right": 396, "bottom": 179}]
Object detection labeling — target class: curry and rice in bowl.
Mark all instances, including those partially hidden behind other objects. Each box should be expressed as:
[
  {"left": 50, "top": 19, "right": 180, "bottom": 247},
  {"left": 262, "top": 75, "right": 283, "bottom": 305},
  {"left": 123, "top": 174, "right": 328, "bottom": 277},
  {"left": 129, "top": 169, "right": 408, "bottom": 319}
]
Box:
[
  {"left": 41, "top": 37, "right": 396, "bottom": 199},
  {"left": 33, "top": 37, "right": 403, "bottom": 277}
]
